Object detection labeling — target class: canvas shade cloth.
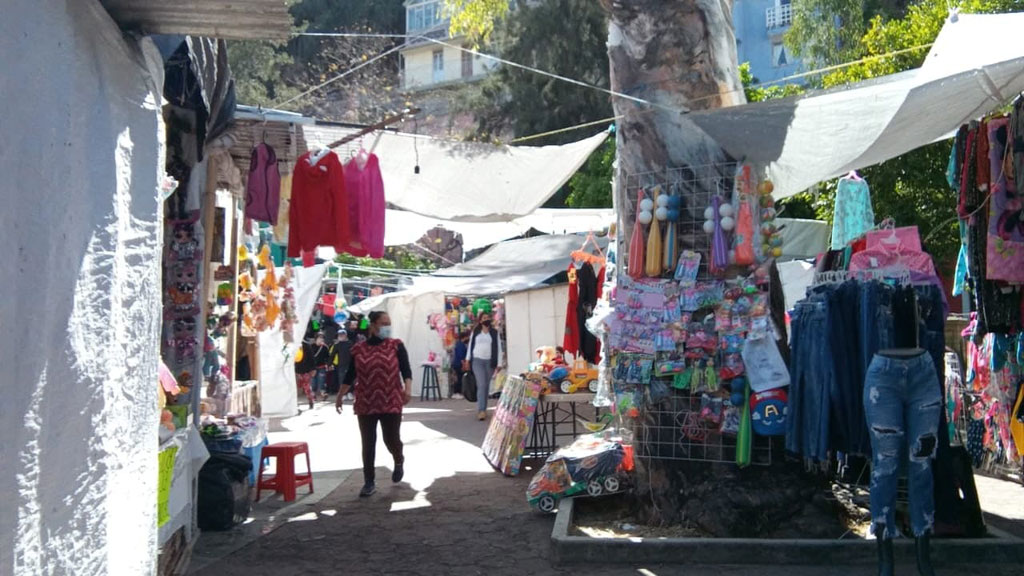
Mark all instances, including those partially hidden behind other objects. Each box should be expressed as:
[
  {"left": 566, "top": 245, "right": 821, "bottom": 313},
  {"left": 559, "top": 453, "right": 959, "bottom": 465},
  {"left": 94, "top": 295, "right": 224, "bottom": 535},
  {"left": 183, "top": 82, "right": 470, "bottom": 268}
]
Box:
[
  {"left": 686, "top": 13, "right": 1024, "bottom": 200},
  {"left": 301, "top": 126, "right": 609, "bottom": 222}
]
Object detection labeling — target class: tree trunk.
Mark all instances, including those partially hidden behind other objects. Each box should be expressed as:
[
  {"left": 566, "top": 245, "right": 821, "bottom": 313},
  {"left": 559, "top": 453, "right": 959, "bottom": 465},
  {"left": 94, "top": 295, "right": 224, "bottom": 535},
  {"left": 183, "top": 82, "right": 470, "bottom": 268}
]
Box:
[{"left": 598, "top": 1, "right": 834, "bottom": 532}]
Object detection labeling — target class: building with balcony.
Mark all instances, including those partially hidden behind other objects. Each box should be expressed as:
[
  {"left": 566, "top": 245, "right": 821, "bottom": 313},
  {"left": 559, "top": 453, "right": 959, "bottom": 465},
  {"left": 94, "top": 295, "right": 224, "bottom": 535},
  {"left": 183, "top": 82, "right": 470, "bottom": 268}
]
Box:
[
  {"left": 399, "top": 0, "right": 499, "bottom": 91},
  {"left": 733, "top": 0, "right": 803, "bottom": 84}
]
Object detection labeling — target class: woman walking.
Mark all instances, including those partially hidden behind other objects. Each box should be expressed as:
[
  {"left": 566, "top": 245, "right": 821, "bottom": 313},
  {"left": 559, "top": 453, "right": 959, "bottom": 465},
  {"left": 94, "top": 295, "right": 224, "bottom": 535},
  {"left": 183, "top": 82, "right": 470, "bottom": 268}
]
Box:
[
  {"left": 336, "top": 311, "right": 413, "bottom": 497},
  {"left": 467, "top": 312, "right": 502, "bottom": 421}
]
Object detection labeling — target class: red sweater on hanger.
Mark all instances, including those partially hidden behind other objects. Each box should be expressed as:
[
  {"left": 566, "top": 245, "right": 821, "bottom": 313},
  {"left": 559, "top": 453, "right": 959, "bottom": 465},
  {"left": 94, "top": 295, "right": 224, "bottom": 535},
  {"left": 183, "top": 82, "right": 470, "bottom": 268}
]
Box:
[{"left": 288, "top": 150, "right": 350, "bottom": 258}]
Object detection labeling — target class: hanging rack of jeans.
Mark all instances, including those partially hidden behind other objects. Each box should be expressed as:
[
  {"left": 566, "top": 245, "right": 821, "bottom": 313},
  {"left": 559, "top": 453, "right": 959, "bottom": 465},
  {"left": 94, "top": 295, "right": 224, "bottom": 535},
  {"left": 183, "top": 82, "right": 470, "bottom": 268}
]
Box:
[{"left": 787, "top": 271, "right": 947, "bottom": 463}]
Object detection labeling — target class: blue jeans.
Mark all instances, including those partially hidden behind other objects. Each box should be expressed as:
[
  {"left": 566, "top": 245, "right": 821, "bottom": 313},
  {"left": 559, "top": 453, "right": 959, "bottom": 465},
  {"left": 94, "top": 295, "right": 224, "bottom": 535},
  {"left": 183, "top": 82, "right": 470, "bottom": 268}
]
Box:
[
  {"left": 863, "top": 352, "right": 942, "bottom": 538},
  {"left": 312, "top": 368, "right": 327, "bottom": 395},
  {"left": 471, "top": 359, "right": 495, "bottom": 412},
  {"left": 787, "top": 298, "right": 831, "bottom": 461}
]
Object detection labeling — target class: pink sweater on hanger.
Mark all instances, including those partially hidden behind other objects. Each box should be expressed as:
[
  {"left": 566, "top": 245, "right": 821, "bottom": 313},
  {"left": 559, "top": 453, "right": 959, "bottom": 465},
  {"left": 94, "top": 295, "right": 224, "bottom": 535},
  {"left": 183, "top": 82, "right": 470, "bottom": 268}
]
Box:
[{"left": 342, "top": 153, "right": 386, "bottom": 259}]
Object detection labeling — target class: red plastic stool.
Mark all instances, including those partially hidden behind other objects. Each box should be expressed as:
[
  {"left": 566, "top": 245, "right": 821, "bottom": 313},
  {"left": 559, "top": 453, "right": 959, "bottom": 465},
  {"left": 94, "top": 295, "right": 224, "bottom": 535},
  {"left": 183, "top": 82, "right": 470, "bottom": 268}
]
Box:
[{"left": 256, "top": 442, "right": 314, "bottom": 502}]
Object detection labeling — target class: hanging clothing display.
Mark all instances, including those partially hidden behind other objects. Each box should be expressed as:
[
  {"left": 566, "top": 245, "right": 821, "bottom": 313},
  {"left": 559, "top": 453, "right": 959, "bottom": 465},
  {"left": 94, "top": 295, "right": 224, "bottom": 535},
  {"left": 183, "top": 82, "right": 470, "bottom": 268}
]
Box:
[
  {"left": 244, "top": 142, "right": 281, "bottom": 225},
  {"left": 341, "top": 152, "right": 386, "bottom": 259},
  {"left": 577, "top": 262, "right": 600, "bottom": 364},
  {"left": 287, "top": 149, "right": 349, "bottom": 259},
  {"left": 563, "top": 264, "right": 580, "bottom": 357},
  {"left": 985, "top": 118, "right": 1024, "bottom": 282},
  {"left": 831, "top": 175, "right": 875, "bottom": 250}
]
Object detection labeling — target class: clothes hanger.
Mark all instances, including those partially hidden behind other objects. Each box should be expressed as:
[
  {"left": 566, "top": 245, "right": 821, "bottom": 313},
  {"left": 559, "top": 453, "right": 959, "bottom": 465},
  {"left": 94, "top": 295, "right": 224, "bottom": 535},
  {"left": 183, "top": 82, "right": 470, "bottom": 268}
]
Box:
[{"left": 570, "top": 232, "right": 606, "bottom": 266}]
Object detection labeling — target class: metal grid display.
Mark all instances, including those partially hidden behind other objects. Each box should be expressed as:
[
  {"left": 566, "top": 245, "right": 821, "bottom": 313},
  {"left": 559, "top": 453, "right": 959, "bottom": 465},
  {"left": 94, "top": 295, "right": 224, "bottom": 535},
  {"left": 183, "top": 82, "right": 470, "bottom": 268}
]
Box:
[
  {"left": 636, "top": 394, "right": 773, "bottom": 465},
  {"left": 625, "top": 163, "right": 738, "bottom": 280},
  {"left": 622, "top": 162, "right": 776, "bottom": 466}
]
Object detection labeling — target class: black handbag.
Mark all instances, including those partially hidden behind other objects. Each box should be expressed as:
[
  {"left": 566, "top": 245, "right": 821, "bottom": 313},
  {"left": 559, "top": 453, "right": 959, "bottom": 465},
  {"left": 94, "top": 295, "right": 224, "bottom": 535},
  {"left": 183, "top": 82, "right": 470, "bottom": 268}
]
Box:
[{"left": 462, "top": 371, "right": 477, "bottom": 403}]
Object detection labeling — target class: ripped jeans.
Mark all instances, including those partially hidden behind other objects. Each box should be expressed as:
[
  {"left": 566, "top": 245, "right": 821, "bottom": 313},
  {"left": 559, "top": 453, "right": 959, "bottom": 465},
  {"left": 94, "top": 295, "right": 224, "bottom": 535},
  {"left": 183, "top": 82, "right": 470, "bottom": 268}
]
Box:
[{"left": 864, "top": 352, "right": 942, "bottom": 538}]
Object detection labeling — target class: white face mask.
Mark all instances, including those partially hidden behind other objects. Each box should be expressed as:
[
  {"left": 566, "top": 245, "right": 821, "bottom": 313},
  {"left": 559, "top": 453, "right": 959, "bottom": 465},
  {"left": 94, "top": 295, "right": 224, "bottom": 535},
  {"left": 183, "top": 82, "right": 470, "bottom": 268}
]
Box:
[{"left": 378, "top": 326, "right": 393, "bottom": 339}]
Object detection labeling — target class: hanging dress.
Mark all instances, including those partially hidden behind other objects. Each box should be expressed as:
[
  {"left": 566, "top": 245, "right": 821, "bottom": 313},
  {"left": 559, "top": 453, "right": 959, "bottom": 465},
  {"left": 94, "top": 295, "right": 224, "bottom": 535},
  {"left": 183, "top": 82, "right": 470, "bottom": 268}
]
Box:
[{"left": 563, "top": 263, "right": 580, "bottom": 357}]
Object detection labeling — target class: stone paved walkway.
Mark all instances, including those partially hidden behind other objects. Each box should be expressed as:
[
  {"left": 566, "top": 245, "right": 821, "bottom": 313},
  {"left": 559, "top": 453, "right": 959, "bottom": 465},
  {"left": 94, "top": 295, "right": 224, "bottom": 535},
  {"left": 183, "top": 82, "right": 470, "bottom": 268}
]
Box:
[{"left": 190, "top": 399, "right": 1023, "bottom": 576}]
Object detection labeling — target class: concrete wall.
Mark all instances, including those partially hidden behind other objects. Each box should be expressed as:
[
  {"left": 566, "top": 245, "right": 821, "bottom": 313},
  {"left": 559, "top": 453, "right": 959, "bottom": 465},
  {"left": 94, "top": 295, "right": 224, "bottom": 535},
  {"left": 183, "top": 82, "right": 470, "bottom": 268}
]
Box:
[
  {"left": 505, "top": 285, "right": 570, "bottom": 376},
  {"left": 734, "top": 0, "right": 803, "bottom": 83},
  {"left": 0, "top": 0, "right": 165, "bottom": 573}
]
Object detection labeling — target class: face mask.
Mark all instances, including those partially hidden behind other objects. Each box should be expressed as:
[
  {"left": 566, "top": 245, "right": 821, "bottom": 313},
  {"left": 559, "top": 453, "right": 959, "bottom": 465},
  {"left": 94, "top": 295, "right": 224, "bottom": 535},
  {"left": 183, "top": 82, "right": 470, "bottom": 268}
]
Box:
[
  {"left": 378, "top": 326, "right": 393, "bottom": 339},
  {"left": 483, "top": 320, "right": 492, "bottom": 327}
]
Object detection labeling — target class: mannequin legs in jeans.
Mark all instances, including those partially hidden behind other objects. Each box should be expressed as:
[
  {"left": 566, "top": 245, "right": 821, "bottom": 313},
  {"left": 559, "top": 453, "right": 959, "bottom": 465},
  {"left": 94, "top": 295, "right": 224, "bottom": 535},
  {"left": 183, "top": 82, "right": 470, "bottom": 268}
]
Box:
[
  {"left": 471, "top": 358, "right": 495, "bottom": 420},
  {"left": 864, "top": 353, "right": 942, "bottom": 576}
]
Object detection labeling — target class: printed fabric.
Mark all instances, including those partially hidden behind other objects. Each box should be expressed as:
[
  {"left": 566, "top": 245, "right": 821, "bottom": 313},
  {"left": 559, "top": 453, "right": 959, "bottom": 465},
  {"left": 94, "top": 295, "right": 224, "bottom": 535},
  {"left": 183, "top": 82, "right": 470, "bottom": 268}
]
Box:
[
  {"left": 831, "top": 177, "right": 875, "bottom": 249},
  {"left": 986, "top": 117, "right": 1024, "bottom": 282},
  {"left": 351, "top": 339, "right": 405, "bottom": 415}
]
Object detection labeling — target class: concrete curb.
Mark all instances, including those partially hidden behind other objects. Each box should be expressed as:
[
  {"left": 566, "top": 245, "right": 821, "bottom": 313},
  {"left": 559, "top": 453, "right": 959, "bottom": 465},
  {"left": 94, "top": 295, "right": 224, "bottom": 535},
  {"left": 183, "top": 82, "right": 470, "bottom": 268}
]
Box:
[{"left": 551, "top": 498, "right": 1024, "bottom": 565}]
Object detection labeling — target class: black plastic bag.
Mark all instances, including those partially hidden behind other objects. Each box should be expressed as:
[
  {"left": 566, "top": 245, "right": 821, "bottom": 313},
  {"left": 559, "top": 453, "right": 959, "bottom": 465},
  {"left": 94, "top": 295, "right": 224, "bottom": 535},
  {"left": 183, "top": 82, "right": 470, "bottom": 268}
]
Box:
[
  {"left": 462, "top": 371, "right": 477, "bottom": 403},
  {"left": 198, "top": 453, "right": 252, "bottom": 531}
]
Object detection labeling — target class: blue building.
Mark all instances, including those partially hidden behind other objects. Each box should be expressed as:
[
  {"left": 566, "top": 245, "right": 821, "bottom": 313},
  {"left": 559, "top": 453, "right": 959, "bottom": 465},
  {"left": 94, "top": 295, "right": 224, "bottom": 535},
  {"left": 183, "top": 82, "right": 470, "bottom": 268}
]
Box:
[{"left": 734, "top": 0, "right": 803, "bottom": 84}]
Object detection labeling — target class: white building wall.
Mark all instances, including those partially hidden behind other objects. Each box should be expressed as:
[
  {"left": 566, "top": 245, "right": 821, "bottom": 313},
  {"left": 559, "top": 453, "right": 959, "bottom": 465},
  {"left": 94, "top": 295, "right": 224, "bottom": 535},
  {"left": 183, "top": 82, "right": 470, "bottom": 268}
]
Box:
[
  {"left": 0, "top": 1, "right": 166, "bottom": 574},
  {"left": 504, "top": 285, "right": 569, "bottom": 376}
]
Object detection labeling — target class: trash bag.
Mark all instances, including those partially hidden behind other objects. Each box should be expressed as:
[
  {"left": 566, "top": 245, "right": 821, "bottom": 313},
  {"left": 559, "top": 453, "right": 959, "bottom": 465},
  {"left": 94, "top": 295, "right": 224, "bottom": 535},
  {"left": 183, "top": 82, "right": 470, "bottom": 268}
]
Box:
[
  {"left": 198, "top": 453, "right": 252, "bottom": 531},
  {"left": 462, "top": 371, "right": 477, "bottom": 403}
]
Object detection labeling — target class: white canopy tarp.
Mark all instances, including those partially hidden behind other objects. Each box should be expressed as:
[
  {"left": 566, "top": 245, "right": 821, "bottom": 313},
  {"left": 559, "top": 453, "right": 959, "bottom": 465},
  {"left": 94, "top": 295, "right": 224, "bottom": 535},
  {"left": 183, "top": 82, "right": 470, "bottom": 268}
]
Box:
[
  {"left": 382, "top": 208, "right": 615, "bottom": 251},
  {"left": 687, "top": 12, "right": 1024, "bottom": 200},
  {"left": 259, "top": 264, "right": 328, "bottom": 418},
  {"left": 413, "top": 234, "right": 610, "bottom": 296},
  {"left": 302, "top": 126, "right": 609, "bottom": 221}
]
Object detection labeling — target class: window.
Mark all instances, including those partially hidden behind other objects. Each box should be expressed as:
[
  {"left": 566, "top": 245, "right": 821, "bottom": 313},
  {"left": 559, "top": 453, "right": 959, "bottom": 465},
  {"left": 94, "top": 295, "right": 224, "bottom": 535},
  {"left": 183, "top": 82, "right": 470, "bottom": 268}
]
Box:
[
  {"left": 407, "top": 1, "right": 443, "bottom": 32},
  {"left": 461, "top": 51, "right": 473, "bottom": 78},
  {"left": 772, "top": 42, "right": 789, "bottom": 68},
  {"left": 432, "top": 49, "right": 445, "bottom": 83}
]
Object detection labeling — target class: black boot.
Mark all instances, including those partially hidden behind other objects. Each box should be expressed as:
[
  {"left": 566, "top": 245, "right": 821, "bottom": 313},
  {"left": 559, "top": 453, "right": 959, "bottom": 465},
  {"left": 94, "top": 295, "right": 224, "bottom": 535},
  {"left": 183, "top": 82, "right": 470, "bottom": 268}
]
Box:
[
  {"left": 916, "top": 533, "right": 936, "bottom": 576},
  {"left": 876, "top": 525, "right": 895, "bottom": 576}
]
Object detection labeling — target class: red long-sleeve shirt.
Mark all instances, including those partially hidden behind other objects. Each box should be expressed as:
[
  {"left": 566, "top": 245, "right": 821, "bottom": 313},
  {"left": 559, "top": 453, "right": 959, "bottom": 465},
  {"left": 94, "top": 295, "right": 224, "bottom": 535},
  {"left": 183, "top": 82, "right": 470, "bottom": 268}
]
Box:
[{"left": 287, "top": 150, "right": 350, "bottom": 258}]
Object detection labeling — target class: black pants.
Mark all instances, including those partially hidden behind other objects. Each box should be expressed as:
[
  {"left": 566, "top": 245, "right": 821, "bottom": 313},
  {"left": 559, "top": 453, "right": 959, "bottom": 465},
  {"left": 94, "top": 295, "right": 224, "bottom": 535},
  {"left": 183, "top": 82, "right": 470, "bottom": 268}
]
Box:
[{"left": 357, "top": 414, "right": 404, "bottom": 483}]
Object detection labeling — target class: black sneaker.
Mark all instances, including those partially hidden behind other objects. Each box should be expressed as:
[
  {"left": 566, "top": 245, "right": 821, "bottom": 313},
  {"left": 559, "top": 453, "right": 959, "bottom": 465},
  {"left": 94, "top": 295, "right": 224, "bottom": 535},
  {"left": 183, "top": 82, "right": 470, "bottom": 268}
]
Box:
[
  {"left": 392, "top": 463, "right": 405, "bottom": 483},
  {"left": 359, "top": 482, "right": 376, "bottom": 497}
]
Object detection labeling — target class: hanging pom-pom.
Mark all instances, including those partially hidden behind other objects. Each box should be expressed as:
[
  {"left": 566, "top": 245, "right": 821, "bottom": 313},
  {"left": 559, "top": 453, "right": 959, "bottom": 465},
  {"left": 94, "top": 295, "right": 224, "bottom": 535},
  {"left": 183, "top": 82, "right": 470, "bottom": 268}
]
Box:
[
  {"left": 703, "top": 220, "right": 715, "bottom": 234},
  {"left": 640, "top": 198, "right": 654, "bottom": 212},
  {"left": 704, "top": 206, "right": 715, "bottom": 220},
  {"left": 657, "top": 194, "right": 670, "bottom": 207},
  {"left": 719, "top": 203, "right": 734, "bottom": 218},
  {"left": 638, "top": 210, "right": 653, "bottom": 224},
  {"left": 720, "top": 216, "right": 736, "bottom": 231},
  {"left": 656, "top": 207, "right": 669, "bottom": 221}
]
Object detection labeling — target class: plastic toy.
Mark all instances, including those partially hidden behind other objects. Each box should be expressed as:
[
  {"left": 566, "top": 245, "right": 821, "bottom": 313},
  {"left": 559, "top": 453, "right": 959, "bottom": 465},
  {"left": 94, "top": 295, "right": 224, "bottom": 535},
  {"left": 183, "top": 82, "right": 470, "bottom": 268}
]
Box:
[
  {"left": 527, "top": 432, "right": 635, "bottom": 513},
  {"left": 558, "top": 357, "right": 599, "bottom": 394}
]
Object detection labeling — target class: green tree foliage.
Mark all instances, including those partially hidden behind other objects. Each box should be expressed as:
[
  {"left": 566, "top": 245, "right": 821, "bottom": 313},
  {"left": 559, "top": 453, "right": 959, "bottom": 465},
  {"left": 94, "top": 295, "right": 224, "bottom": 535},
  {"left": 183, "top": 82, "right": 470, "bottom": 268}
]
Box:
[
  {"left": 473, "top": 0, "right": 612, "bottom": 145},
  {"left": 228, "top": 41, "right": 297, "bottom": 106},
  {"left": 787, "top": 0, "right": 868, "bottom": 65},
  {"left": 446, "top": 0, "right": 511, "bottom": 42},
  {"left": 739, "top": 63, "right": 804, "bottom": 103},
  {"left": 333, "top": 247, "right": 437, "bottom": 276},
  {"left": 566, "top": 138, "right": 615, "bottom": 208}
]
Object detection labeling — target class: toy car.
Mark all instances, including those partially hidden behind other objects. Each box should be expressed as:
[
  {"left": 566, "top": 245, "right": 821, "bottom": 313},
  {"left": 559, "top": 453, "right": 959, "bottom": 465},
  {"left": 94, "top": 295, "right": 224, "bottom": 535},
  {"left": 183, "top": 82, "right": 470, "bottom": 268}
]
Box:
[
  {"left": 558, "top": 357, "right": 599, "bottom": 394},
  {"left": 526, "top": 432, "right": 634, "bottom": 513}
]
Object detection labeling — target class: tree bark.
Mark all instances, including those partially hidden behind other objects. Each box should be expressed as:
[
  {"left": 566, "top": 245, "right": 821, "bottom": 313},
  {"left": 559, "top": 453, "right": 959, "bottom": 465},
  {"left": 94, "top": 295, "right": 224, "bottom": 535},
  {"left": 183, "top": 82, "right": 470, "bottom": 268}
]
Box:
[{"left": 600, "top": 0, "right": 756, "bottom": 527}]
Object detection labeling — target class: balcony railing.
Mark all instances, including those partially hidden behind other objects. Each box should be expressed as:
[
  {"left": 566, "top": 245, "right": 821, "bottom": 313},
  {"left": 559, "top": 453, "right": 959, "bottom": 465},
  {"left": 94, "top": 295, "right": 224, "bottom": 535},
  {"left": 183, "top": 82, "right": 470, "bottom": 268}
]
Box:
[{"left": 766, "top": 4, "right": 793, "bottom": 30}]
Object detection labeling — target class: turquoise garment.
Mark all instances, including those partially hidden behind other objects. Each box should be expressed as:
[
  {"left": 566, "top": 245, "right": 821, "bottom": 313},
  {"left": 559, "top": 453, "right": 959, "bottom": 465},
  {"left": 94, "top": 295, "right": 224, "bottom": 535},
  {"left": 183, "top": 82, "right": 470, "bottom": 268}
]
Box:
[
  {"left": 831, "top": 177, "right": 875, "bottom": 249},
  {"left": 953, "top": 219, "right": 969, "bottom": 297}
]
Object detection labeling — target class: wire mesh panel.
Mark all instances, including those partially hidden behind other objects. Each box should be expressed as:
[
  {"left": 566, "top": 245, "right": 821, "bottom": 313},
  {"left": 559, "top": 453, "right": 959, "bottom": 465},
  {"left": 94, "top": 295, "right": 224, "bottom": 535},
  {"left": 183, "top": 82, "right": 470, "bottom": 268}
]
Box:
[
  {"left": 626, "top": 163, "right": 738, "bottom": 280},
  {"left": 635, "top": 394, "right": 773, "bottom": 465}
]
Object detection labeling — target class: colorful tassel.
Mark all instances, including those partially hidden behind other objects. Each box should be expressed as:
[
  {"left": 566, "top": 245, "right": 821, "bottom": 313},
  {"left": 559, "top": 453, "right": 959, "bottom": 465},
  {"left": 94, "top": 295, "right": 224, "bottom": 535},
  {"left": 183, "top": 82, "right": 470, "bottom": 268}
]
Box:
[
  {"left": 646, "top": 214, "right": 662, "bottom": 277},
  {"left": 628, "top": 189, "right": 646, "bottom": 279},
  {"left": 711, "top": 196, "right": 729, "bottom": 272}
]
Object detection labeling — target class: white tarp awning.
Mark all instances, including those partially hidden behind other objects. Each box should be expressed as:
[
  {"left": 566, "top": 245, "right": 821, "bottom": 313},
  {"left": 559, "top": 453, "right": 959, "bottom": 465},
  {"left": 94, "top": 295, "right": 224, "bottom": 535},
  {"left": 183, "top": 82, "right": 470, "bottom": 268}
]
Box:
[
  {"left": 382, "top": 208, "right": 614, "bottom": 251},
  {"left": 687, "top": 12, "right": 1024, "bottom": 200},
  {"left": 413, "top": 234, "right": 610, "bottom": 296},
  {"left": 301, "top": 126, "right": 609, "bottom": 221}
]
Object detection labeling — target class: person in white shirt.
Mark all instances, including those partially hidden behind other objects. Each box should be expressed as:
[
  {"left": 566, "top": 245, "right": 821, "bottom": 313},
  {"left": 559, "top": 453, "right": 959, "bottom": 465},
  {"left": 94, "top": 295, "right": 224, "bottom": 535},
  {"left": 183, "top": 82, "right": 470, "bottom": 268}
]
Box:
[{"left": 466, "top": 312, "right": 502, "bottom": 420}]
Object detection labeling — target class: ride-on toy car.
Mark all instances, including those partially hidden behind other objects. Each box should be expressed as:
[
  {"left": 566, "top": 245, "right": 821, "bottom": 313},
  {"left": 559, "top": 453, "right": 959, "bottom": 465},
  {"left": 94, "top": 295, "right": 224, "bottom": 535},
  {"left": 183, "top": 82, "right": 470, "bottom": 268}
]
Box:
[
  {"left": 558, "top": 357, "right": 599, "bottom": 394},
  {"left": 526, "top": 431, "right": 634, "bottom": 513}
]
